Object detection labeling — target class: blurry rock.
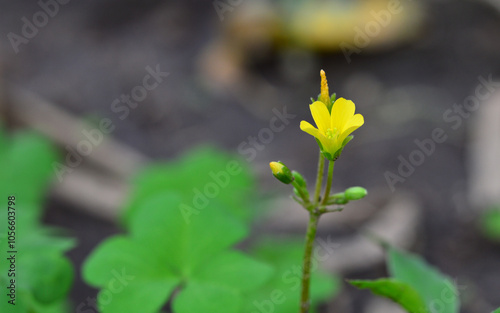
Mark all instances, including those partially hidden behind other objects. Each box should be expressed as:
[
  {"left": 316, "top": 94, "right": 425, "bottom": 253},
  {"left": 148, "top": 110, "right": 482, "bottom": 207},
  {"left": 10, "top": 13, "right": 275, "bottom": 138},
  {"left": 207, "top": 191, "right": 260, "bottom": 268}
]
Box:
[
  {"left": 222, "top": 0, "right": 426, "bottom": 53},
  {"left": 198, "top": 40, "right": 246, "bottom": 93},
  {"left": 469, "top": 90, "right": 500, "bottom": 210},
  {"left": 323, "top": 192, "right": 420, "bottom": 273},
  {"left": 198, "top": 0, "right": 426, "bottom": 112},
  {"left": 198, "top": 0, "right": 280, "bottom": 92},
  {"left": 286, "top": 0, "right": 425, "bottom": 51},
  {"left": 221, "top": 1, "right": 281, "bottom": 56},
  {"left": 364, "top": 297, "right": 406, "bottom": 313}
]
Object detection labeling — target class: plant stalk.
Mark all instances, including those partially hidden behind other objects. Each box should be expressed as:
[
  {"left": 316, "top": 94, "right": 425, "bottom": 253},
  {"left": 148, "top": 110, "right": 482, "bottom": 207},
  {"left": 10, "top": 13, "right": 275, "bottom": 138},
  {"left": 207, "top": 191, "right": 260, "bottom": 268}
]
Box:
[
  {"left": 313, "top": 152, "right": 325, "bottom": 204},
  {"left": 320, "top": 161, "right": 335, "bottom": 206},
  {"left": 300, "top": 212, "right": 320, "bottom": 313}
]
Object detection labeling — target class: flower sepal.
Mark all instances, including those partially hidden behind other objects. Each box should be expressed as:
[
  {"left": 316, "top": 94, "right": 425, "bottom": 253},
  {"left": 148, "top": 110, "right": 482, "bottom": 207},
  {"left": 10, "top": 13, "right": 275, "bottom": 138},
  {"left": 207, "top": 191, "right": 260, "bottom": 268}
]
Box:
[
  {"left": 292, "top": 171, "right": 307, "bottom": 188},
  {"left": 331, "top": 135, "right": 354, "bottom": 160},
  {"left": 314, "top": 138, "right": 333, "bottom": 161},
  {"left": 322, "top": 151, "right": 335, "bottom": 162},
  {"left": 312, "top": 92, "right": 336, "bottom": 112},
  {"left": 330, "top": 93, "right": 337, "bottom": 105}
]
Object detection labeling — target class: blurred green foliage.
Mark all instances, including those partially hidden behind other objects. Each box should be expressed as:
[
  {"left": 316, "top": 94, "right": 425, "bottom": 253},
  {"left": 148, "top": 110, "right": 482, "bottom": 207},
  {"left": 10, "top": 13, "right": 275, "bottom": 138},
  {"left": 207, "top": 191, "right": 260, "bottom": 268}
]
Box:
[
  {"left": 122, "top": 147, "right": 257, "bottom": 225},
  {"left": 350, "top": 279, "right": 427, "bottom": 312},
  {"left": 480, "top": 206, "right": 500, "bottom": 241},
  {"left": 0, "top": 129, "right": 74, "bottom": 313},
  {"left": 83, "top": 146, "right": 339, "bottom": 313},
  {"left": 350, "top": 246, "right": 459, "bottom": 313},
  {"left": 245, "top": 239, "right": 340, "bottom": 313}
]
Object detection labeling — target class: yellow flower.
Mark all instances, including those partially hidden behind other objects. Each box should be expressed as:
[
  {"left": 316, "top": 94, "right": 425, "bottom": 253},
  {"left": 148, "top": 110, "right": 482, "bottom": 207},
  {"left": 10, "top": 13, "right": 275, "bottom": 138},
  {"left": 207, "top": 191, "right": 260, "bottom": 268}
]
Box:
[{"left": 300, "top": 98, "right": 364, "bottom": 160}]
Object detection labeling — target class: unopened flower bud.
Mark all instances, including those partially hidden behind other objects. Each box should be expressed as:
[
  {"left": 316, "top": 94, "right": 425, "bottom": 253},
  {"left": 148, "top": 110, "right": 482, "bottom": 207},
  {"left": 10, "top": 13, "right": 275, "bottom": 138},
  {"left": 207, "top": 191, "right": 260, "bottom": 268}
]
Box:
[
  {"left": 320, "top": 69, "right": 331, "bottom": 109},
  {"left": 292, "top": 171, "right": 307, "bottom": 188},
  {"left": 344, "top": 187, "right": 367, "bottom": 200},
  {"left": 270, "top": 161, "right": 294, "bottom": 184}
]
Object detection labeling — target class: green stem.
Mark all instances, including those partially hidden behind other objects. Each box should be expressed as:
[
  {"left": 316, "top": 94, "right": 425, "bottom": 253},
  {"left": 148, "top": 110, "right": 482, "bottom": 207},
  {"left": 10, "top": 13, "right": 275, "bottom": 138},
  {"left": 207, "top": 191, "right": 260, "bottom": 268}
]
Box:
[
  {"left": 313, "top": 152, "right": 325, "bottom": 204},
  {"left": 319, "top": 207, "right": 343, "bottom": 214},
  {"left": 293, "top": 181, "right": 310, "bottom": 205},
  {"left": 300, "top": 212, "right": 320, "bottom": 313},
  {"left": 320, "top": 161, "right": 335, "bottom": 206}
]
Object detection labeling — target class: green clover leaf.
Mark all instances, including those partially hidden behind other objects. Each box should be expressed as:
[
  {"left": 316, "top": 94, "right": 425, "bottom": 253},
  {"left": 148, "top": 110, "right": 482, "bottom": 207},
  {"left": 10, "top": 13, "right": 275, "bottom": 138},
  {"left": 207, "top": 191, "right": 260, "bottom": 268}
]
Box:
[
  {"left": 349, "top": 279, "right": 427, "bottom": 313},
  {"left": 350, "top": 246, "right": 459, "bottom": 313},
  {"left": 83, "top": 193, "right": 273, "bottom": 313},
  {"left": 388, "top": 247, "right": 459, "bottom": 313}
]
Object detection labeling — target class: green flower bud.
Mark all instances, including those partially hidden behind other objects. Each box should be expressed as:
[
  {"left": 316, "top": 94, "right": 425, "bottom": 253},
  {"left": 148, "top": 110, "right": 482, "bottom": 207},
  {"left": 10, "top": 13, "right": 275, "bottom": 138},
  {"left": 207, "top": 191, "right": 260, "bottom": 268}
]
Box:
[
  {"left": 293, "top": 186, "right": 310, "bottom": 202},
  {"left": 292, "top": 171, "right": 307, "bottom": 188},
  {"left": 269, "top": 161, "right": 294, "bottom": 184},
  {"left": 344, "top": 187, "right": 367, "bottom": 200}
]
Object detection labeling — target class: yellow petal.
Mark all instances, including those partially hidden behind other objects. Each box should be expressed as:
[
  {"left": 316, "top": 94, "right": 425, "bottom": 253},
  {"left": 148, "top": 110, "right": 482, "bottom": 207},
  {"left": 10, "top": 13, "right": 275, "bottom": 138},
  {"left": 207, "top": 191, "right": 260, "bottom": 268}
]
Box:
[
  {"left": 309, "top": 101, "right": 330, "bottom": 133},
  {"left": 338, "top": 114, "right": 364, "bottom": 143},
  {"left": 300, "top": 121, "right": 321, "bottom": 138},
  {"left": 331, "top": 98, "right": 355, "bottom": 130},
  {"left": 344, "top": 114, "right": 364, "bottom": 132}
]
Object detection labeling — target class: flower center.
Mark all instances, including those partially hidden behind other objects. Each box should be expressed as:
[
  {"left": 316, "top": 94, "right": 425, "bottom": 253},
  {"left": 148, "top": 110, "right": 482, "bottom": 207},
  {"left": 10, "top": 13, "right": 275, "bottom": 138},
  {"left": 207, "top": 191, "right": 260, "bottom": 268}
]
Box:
[{"left": 326, "top": 128, "right": 338, "bottom": 140}]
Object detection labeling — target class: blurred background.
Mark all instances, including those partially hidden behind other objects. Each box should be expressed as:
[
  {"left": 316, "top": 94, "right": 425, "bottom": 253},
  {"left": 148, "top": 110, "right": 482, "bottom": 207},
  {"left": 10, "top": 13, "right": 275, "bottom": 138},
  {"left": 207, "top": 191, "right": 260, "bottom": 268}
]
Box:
[{"left": 1, "top": 0, "right": 500, "bottom": 312}]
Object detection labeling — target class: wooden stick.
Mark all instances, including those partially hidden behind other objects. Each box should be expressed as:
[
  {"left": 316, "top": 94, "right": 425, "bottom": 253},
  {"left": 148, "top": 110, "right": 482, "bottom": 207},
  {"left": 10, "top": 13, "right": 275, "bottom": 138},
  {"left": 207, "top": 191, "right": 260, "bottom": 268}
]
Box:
[
  {"left": 50, "top": 169, "right": 128, "bottom": 221},
  {"left": 6, "top": 86, "right": 149, "bottom": 179}
]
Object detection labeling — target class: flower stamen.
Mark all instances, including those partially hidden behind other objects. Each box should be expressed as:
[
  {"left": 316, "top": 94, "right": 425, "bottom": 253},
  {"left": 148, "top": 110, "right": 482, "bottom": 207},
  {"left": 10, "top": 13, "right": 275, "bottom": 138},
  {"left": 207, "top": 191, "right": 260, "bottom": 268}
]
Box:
[{"left": 326, "top": 128, "right": 338, "bottom": 139}]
